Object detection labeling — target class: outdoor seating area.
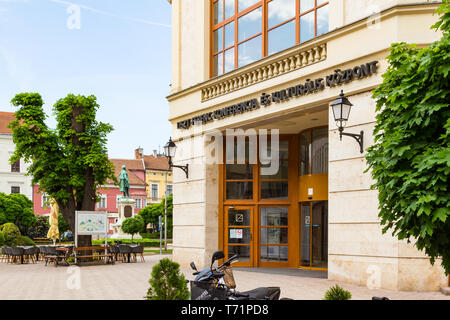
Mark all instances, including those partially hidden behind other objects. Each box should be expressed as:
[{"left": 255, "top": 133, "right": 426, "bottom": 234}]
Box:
[{"left": 0, "top": 244, "right": 145, "bottom": 267}]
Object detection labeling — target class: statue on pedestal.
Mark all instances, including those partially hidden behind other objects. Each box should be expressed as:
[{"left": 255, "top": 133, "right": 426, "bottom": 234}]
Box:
[{"left": 118, "top": 165, "right": 130, "bottom": 198}]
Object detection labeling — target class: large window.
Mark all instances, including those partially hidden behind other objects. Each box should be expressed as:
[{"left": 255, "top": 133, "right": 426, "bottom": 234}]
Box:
[
  {"left": 299, "top": 127, "right": 328, "bottom": 176},
  {"left": 212, "top": 0, "right": 329, "bottom": 76}
]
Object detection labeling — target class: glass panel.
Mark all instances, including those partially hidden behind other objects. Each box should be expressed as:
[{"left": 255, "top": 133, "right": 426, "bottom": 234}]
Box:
[
  {"left": 225, "top": 0, "right": 235, "bottom": 19},
  {"left": 228, "top": 209, "right": 251, "bottom": 226},
  {"left": 311, "top": 202, "right": 328, "bottom": 268},
  {"left": 238, "top": 7, "right": 262, "bottom": 42},
  {"left": 228, "top": 228, "right": 251, "bottom": 244},
  {"left": 238, "top": 35, "right": 262, "bottom": 67},
  {"left": 311, "top": 128, "right": 328, "bottom": 174},
  {"left": 267, "top": 0, "right": 295, "bottom": 29},
  {"left": 299, "top": 131, "right": 310, "bottom": 176},
  {"left": 260, "top": 181, "right": 288, "bottom": 199},
  {"left": 317, "top": 0, "right": 328, "bottom": 5},
  {"left": 260, "top": 207, "right": 288, "bottom": 226},
  {"left": 213, "top": 0, "right": 223, "bottom": 25},
  {"left": 213, "top": 53, "right": 223, "bottom": 77},
  {"left": 238, "top": 0, "right": 260, "bottom": 12},
  {"left": 262, "top": 140, "right": 289, "bottom": 160},
  {"left": 224, "top": 47, "right": 235, "bottom": 73},
  {"left": 317, "top": 4, "right": 329, "bottom": 36},
  {"left": 300, "top": 11, "right": 315, "bottom": 43},
  {"left": 226, "top": 182, "right": 253, "bottom": 199},
  {"left": 229, "top": 245, "right": 250, "bottom": 262},
  {"left": 213, "top": 27, "right": 223, "bottom": 53},
  {"left": 267, "top": 20, "right": 296, "bottom": 56},
  {"left": 260, "top": 246, "right": 288, "bottom": 262},
  {"left": 300, "top": 0, "right": 314, "bottom": 12},
  {"left": 300, "top": 204, "right": 310, "bottom": 266},
  {"left": 224, "top": 22, "right": 235, "bottom": 48},
  {"left": 261, "top": 228, "right": 288, "bottom": 244},
  {"left": 260, "top": 161, "right": 288, "bottom": 180},
  {"left": 226, "top": 138, "right": 256, "bottom": 162},
  {"left": 227, "top": 164, "right": 253, "bottom": 180}
]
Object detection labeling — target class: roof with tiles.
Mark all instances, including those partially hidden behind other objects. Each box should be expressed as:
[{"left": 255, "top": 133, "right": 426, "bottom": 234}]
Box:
[
  {"left": 0, "top": 111, "right": 15, "bottom": 134},
  {"left": 142, "top": 155, "right": 170, "bottom": 171},
  {"left": 107, "top": 158, "right": 147, "bottom": 187}
]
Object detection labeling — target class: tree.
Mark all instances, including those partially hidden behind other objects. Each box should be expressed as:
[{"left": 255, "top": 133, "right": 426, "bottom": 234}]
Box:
[
  {"left": 121, "top": 215, "right": 145, "bottom": 241},
  {"left": 0, "top": 193, "right": 36, "bottom": 234},
  {"left": 26, "top": 215, "right": 49, "bottom": 239},
  {"left": 146, "top": 258, "right": 190, "bottom": 300},
  {"left": 8, "top": 93, "right": 116, "bottom": 247},
  {"left": 58, "top": 212, "right": 70, "bottom": 234},
  {"left": 366, "top": 1, "right": 450, "bottom": 275},
  {"left": 139, "top": 194, "right": 173, "bottom": 235}
]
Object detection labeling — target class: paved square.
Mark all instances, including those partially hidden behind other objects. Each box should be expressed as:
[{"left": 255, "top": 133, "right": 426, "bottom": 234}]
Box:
[{"left": 0, "top": 255, "right": 448, "bottom": 300}]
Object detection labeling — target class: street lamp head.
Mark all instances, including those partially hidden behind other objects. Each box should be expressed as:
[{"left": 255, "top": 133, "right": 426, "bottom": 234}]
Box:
[
  {"left": 331, "top": 90, "right": 353, "bottom": 129},
  {"left": 164, "top": 137, "right": 177, "bottom": 159}
]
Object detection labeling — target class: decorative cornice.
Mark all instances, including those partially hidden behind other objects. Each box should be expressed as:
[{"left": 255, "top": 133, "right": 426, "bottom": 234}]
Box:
[{"left": 201, "top": 43, "right": 327, "bottom": 102}]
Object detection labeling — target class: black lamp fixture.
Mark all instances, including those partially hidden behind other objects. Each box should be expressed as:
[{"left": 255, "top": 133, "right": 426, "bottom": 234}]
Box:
[
  {"left": 164, "top": 137, "right": 189, "bottom": 178},
  {"left": 331, "top": 90, "right": 364, "bottom": 153}
]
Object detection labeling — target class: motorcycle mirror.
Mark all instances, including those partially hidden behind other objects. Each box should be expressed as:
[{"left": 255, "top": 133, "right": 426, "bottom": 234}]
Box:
[
  {"left": 211, "top": 250, "right": 225, "bottom": 267},
  {"left": 190, "top": 262, "right": 198, "bottom": 271}
]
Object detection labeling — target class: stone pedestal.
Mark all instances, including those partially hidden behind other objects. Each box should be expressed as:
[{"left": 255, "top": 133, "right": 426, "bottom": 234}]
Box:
[{"left": 110, "top": 197, "right": 142, "bottom": 239}]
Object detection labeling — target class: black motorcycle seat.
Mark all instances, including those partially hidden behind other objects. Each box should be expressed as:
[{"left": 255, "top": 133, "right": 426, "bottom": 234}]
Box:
[{"left": 239, "top": 287, "right": 281, "bottom": 300}]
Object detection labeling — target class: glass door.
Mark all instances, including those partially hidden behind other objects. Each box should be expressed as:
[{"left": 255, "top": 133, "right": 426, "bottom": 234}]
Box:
[
  {"left": 300, "top": 201, "right": 328, "bottom": 269},
  {"left": 225, "top": 206, "right": 254, "bottom": 267}
]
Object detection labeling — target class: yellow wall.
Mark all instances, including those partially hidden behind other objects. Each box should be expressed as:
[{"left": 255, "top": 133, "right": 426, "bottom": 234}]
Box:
[{"left": 145, "top": 170, "right": 173, "bottom": 204}]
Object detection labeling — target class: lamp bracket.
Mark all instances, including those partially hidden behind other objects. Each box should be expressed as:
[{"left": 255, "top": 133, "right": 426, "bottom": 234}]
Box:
[
  {"left": 168, "top": 158, "right": 189, "bottom": 178},
  {"left": 339, "top": 129, "right": 364, "bottom": 153}
]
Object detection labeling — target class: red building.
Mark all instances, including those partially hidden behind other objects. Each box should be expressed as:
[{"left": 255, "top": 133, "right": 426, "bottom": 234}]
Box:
[{"left": 33, "top": 158, "right": 147, "bottom": 235}]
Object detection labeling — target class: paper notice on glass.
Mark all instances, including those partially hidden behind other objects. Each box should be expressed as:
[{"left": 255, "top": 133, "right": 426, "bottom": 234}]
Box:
[
  {"left": 230, "top": 229, "right": 236, "bottom": 239},
  {"left": 235, "top": 229, "right": 243, "bottom": 239}
]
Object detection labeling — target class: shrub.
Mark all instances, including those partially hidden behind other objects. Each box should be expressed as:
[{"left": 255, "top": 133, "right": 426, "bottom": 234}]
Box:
[
  {"left": 26, "top": 215, "right": 49, "bottom": 239},
  {"left": 0, "top": 231, "right": 5, "bottom": 246},
  {"left": 323, "top": 285, "right": 352, "bottom": 300},
  {"left": 1, "top": 223, "right": 21, "bottom": 246},
  {"left": 146, "top": 258, "right": 190, "bottom": 300},
  {"left": 17, "top": 235, "right": 36, "bottom": 246}
]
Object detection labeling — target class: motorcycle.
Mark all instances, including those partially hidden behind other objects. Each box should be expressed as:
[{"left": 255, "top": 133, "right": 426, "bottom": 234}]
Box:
[{"left": 189, "top": 250, "right": 285, "bottom": 300}]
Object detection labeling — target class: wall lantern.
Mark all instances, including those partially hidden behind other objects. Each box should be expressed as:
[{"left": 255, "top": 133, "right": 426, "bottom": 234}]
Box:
[
  {"left": 331, "top": 90, "right": 364, "bottom": 153},
  {"left": 164, "top": 137, "right": 189, "bottom": 178}
]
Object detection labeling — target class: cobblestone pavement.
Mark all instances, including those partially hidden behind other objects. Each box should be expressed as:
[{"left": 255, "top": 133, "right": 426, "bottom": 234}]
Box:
[{"left": 0, "top": 255, "right": 448, "bottom": 300}]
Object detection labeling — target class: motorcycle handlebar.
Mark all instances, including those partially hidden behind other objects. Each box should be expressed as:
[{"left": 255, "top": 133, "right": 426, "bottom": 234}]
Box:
[{"left": 218, "top": 254, "right": 239, "bottom": 269}]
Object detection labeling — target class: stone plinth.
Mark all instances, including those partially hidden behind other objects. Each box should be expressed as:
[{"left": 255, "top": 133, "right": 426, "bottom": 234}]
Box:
[{"left": 110, "top": 197, "right": 141, "bottom": 239}]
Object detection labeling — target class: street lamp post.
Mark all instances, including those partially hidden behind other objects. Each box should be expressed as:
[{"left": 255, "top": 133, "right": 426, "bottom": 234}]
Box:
[
  {"left": 331, "top": 90, "right": 364, "bottom": 153},
  {"left": 164, "top": 137, "right": 189, "bottom": 178}
]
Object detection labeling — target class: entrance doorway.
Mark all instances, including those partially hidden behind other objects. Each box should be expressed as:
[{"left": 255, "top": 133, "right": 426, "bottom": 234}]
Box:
[
  {"left": 300, "top": 201, "right": 328, "bottom": 269},
  {"left": 225, "top": 206, "right": 255, "bottom": 267}
]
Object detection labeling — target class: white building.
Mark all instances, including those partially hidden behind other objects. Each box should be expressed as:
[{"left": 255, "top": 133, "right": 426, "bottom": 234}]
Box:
[{"left": 0, "top": 111, "right": 32, "bottom": 200}]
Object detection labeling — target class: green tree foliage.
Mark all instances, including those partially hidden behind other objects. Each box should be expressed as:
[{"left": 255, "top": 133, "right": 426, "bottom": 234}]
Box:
[
  {"left": 26, "top": 215, "right": 49, "bottom": 239},
  {"left": 58, "top": 213, "right": 70, "bottom": 234},
  {"left": 366, "top": 1, "right": 450, "bottom": 274},
  {"left": 0, "top": 231, "right": 5, "bottom": 246},
  {"left": 139, "top": 194, "right": 173, "bottom": 234},
  {"left": 1, "top": 223, "right": 21, "bottom": 246},
  {"left": 323, "top": 285, "right": 352, "bottom": 300},
  {"left": 146, "top": 258, "right": 190, "bottom": 300},
  {"left": 121, "top": 215, "right": 145, "bottom": 241},
  {"left": 8, "top": 93, "right": 116, "bottom": 247},
  {"left": 0, "top": 193, "right": 35, "bottom": 234}
]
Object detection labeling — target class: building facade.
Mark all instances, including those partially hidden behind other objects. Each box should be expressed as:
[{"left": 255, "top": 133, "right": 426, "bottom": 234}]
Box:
[
  {"left": 0, "top": 111, "right": 32, "bottom": 200},
  {"left": 134, "top": 148, "right": 173, "bottom": 204},
  {"left": 166, "top": 0, "right": 447, "bottom": 291}
]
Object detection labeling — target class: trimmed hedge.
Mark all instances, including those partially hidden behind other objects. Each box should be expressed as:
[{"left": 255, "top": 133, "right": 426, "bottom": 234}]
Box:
[
  {"left": 17, "top": 235, "right": 36, "bottom": 246},
  {"left": 1, "top": 223, "right": 21, "bottom": 246},
  {"left": 92, "top": 238, "right": 172, "bottom": 248},
  {"left": 0, "top": 231, "right": 4, "bottom": 246}
]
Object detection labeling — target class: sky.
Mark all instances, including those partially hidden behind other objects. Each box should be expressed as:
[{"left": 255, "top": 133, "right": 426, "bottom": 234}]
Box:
[{"left": 0, "top": 0, "right": 172, "bottom": 158}]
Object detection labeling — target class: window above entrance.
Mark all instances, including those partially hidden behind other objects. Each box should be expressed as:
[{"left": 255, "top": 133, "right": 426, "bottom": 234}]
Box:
[{"left": 212, "top": 0, "right": 329, "bottom": 77}]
